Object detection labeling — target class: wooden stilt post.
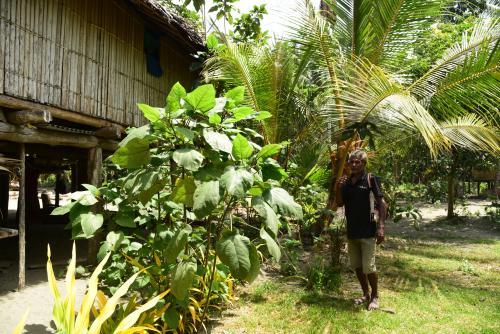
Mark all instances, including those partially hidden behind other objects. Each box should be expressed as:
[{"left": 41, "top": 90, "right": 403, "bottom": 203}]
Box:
[
  {"left": 55, "top": 172, "right": 60, "bottom": 207},
  {"left": 0, "top": 172, "right": 9, "bottom": 224},
  {"left": 18, "top": 143, "right": 26, "bottom": 290},
  {"left": 87, "top": 146, "right": 102, "bottom": 265}
]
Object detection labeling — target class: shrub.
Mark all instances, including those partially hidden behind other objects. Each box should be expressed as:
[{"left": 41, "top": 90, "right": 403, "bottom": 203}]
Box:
[{"left": 53, "top": 83, "right": 302, "bottom": 330}]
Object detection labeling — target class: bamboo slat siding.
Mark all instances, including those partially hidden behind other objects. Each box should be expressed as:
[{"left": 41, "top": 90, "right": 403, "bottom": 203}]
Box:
[{"left": 0, "top": 0, "right": 194, "bottom": 127}]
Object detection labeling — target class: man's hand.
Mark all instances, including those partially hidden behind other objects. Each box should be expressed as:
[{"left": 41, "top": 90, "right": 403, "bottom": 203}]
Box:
[
  {"left": 339, "top": 175, "right": 349, "bottom": 185},
  {"left": 376, "top": 228, "right": 385, "bottom": 244}
]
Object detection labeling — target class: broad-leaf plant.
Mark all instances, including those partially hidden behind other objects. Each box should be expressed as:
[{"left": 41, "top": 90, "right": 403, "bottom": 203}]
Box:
[{"left": 53, "top": 83, "right": 302, "bottom": 331}]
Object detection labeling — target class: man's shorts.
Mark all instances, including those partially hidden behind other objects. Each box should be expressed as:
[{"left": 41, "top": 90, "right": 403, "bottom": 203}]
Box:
[{"left": 347, "top": 238, "right": 376, "bottom": 274}]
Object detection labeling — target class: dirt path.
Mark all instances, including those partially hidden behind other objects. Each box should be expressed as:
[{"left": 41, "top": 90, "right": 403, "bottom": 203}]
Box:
[{"left": 0, "top": 268, "right": 87, "bottom": 334}]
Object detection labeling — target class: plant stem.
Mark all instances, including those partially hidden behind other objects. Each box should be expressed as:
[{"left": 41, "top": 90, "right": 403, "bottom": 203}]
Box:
[
  {"left": 201, "top": 196, "right": 235, "bottom": 324},
  {"left": 157, "top": 192, "right": 161, "bottom": 223}
]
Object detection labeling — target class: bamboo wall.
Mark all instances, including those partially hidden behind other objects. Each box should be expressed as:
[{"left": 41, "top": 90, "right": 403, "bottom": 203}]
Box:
[{"left": 0, "top": 0, "right": 195, "bottom": 126}]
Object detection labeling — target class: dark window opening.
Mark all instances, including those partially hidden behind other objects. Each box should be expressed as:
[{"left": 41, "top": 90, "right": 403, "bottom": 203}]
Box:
[{"left": 144, "top": 29, "right": 163, "bottom": 77}]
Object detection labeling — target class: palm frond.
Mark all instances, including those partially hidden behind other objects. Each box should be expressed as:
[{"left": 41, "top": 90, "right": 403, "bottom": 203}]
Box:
[
  {"left": 286, "top": 0, "right": 341, "bottom": 68},
  {"left": 319, "top": 59, "right": 448, "bottom": 156},
  {"left": 409, "top": 14, "right": 500, "bottom": 101},
  {"left": 429, "top": 39, "right": 500, "bottom": 125},
  {"left": 369, "top": 0, "right": 447, "bottom": 66},
  {"left": 440, "top": 114, "right": 500, "bottom": 153},
  {"left": 204, "top": 39, "right": 318, "bottom": 145},
  {"left": 204, "top": 42, "right": 262, "bottom": 112}
]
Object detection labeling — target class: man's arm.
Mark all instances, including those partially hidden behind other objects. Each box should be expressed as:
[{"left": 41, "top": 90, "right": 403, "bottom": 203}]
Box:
[
  {"left": 373, "top": 176, "right": 386, "bottom": 244},
  {"left": 375, "top": 197, "right": 386, "bottom": 244},
  {"left": 336, "top": 176, "right": 348, "bottom": 207}
]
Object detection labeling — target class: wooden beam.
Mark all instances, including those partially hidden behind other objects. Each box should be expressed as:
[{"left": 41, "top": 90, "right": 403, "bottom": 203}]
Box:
[
  {"left": 94, "top": 125, "right": 122, "bottom": 139},
  {"left": 18, "top": 143, "right": 26, "bottom": 290},
  {"left": 0, "top": 94, "right": 125, "bottom": 129},
  {"left": 0, "top": 122, "right": 118, "bottom": 151},
  {"left": 5, "top": 109, "right": 52, "bottom": 125}
]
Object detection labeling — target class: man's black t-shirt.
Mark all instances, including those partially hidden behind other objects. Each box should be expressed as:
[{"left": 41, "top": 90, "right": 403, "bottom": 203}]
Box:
[{"left": 341, "top": 172, "right": 383, "bottom": 239}]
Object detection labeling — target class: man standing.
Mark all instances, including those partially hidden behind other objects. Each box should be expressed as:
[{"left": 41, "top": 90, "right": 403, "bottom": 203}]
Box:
[{"left": 337, "top": 150, "right": 386, "bottom": 311}]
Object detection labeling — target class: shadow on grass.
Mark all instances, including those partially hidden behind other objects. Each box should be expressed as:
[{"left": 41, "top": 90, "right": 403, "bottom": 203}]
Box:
[
  {"left": 298, "top": 292, "right": 356, "bottom": 312},
  {"left": 379, "top": 252, "right": 493, "bottom": 293},
  {"left": 239, "top": 291, "right": 267, "bottom": 303}
]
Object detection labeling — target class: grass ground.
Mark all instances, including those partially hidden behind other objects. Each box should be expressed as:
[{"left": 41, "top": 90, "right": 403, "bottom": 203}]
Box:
[{"left": 211, "top": 210, "right": 500, "bottom": 334}]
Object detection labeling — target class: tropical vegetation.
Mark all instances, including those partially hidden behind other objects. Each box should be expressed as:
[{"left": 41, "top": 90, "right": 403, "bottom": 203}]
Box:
[{"left": 21, "top": 0, "right": 498, "bottom": 333}]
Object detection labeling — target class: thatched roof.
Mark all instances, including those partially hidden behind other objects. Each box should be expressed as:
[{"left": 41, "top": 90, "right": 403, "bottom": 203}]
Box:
[{"left": 126, "top": 0, "right": 204, "bottom": 52}]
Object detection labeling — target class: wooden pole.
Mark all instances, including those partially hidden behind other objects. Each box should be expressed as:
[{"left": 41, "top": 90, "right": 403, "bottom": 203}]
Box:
[
  {"left": 0, "top": 172, "right": 9, "bottom": 224},
  {"left": 87, "top": 147, "right": 102, "bottom": 265},
  {"left": 18, "top": 143, "right": 26, "bottom": 290},
  {"left": 55, "top": 173, "right": 61, "bottom": 207}
]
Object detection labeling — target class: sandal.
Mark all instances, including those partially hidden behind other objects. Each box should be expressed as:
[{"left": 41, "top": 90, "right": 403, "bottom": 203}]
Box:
[
  {"left": 354, "top": 295, "right": 370, "bottom": 305},
  {"left": 367, "top": 297, "right": 379, "bottom": 311}
]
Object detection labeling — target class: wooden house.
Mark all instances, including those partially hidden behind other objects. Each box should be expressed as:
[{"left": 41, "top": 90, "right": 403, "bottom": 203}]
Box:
[{"left": 0, "top": 0, "right": 203, "bottom": 288}]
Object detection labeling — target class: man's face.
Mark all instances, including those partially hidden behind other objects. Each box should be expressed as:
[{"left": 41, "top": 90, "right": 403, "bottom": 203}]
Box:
[{"left": 349, "top": 158, "right": 366, "bottom": 174}]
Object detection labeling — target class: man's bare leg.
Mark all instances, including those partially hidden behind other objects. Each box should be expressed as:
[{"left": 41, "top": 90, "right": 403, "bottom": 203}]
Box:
[
  {"left": 367, "top": 272, "right": 379, "bottom": 310},
  {"left": 354, "top": 268, "right": 370, "bottom": 304}
]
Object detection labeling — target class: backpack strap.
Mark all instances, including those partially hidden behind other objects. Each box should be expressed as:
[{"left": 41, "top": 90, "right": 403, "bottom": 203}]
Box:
[{"left": 367, "top": 172, "right": 373, "bottom": 190}]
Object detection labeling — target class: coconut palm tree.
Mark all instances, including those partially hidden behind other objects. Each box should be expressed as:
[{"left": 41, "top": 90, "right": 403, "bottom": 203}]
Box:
[{"left": 204, "top": 0, "right": 500, "bottom": 222}]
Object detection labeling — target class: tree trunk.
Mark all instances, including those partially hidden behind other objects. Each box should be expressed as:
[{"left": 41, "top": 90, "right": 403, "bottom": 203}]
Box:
[{"left": 447, "top": 152, "right": 458, "bottom": 219}]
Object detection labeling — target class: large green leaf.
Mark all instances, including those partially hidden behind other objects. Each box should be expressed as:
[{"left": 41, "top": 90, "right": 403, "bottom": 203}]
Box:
[
  {"left": 164, "top": 224, "right": 192, "bottom": 264},
  {"left": 137, "top": 103, "right": 163, "bottom": 123},
  {"left": 172, "top": 261, "right": 197, "bottom": 300},
  {"left": 216, "top": 230, "right": 260, "bottom": 282},
  {"left": 185, "top": 84, "right": 216, "bottom": 112},
  {"left": 171, "top": 176, "right": 196, "bottom": 207},
  {"left": 167, "top": 82, "right": 187, "bottom": 112},
  {"left": 232, "top": 134, "right": 253, "bottom": 160},
  {"left": 193, "top": 180, "right": 221, "bottom": 218},
  {"left": 123, "top": 170, "right": 165, "bottom": 204},
  {"left": 115, "top": 210, "right": 136, "bottom": 228},
  {"left": 251, "top": 196, "right": 278, "bottom": 236},
  {"left": 203, "top": 129, "right": 233, "bottom": 153},
  {"left": 106, "top": 231, "right": 124, "bottom": 251},
  {"left": 232, "top": 107, "right": 255, "bottom": 120},
  {"left": 70, "top": 191, "right": 98, "bottom": 206},
  {"left": 256, "top": 144, "right": 282, "bottom": 160},
  {"left": 111, "top": 137, "right": 150, "bottom": 168},
  {"left": 118, "top": 125, "right": 150, "bottom": 147},
  {"left": 175, "top": 127, "right": 195, "bottom": 142},
  {"left": 260, "top": 228, "right": 281, "bottom": 262},
  {"left": 263, "top": 187, "right": 303, "bottom": 220},
  {"left": 261, "top": 158, "right": 288, "bottom": 181},
  {"left": 206, "top": 33, "right": 219, "bottom": 50},
  {"left": 209, "top": 113, "right": 222, "bottom": 125},
  {"left": 136, "top": 171, "right": 167, "bottom": 204},
  {"left": 224, "top": 86, "right": 245, "bottom": 104},
  {"left": 80, "top": 213, "right": 103, "bottom": 238},
  {"left": 220, "top": 166, "right": 254, "bottom": 198},
  {"left": 162, "top": 308, "right": 180, "bottom": 330},
  {"left": 51, "top": 201, "right": 76, "bottom": 215},
  {"left": 173, "top": 148, "right": 204, "bottom": 171}
]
